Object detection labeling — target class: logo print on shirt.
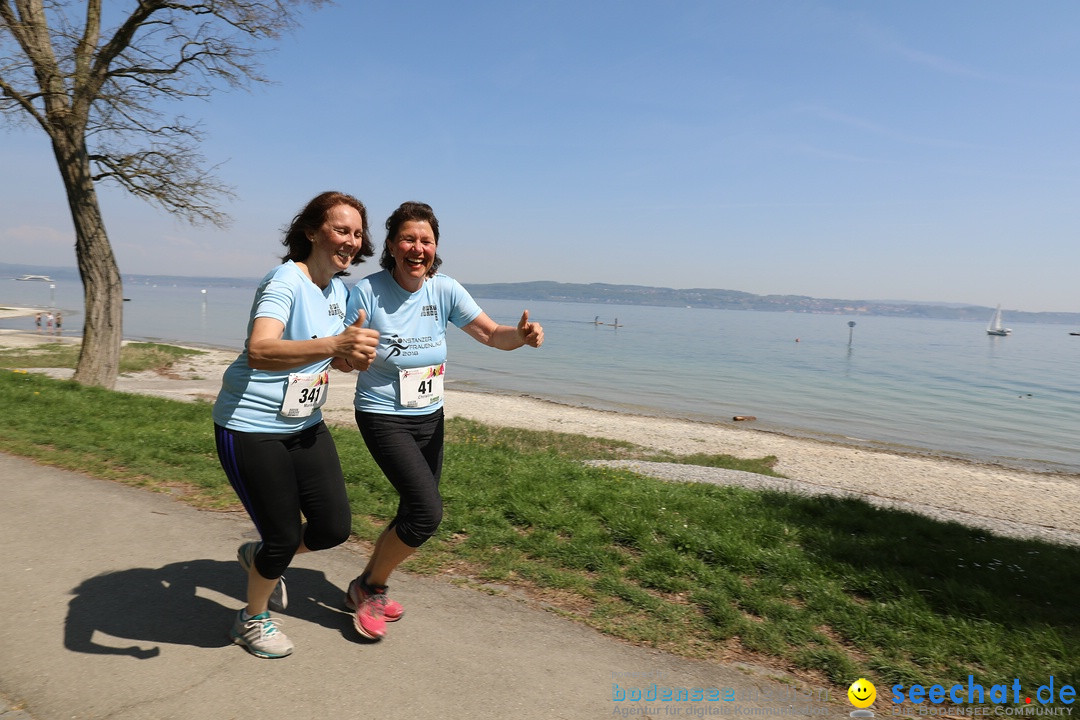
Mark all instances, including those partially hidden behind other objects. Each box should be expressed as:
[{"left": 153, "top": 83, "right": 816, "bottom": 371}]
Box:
[
  {"left": 328, "top": 302, "right": 344, "bottom": 320},
  {"left": 421, "top": 304, "right": 438, "bottom": 321},
  {"left": 386, "top": 335, "right": 409, "bottom": 359}
]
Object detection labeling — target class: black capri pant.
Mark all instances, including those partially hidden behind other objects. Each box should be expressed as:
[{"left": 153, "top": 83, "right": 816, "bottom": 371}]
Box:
[
  {"left": 354, "top": 408, "right": 444, "bottom": 548},
  {"left": 214, "top": 421, "right": 352, "bottom": 579}
]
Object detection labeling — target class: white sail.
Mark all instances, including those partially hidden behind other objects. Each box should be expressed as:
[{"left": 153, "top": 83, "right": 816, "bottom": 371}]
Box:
[{"left": 986, "top": 305, "right": 1011, "bottom": 336}]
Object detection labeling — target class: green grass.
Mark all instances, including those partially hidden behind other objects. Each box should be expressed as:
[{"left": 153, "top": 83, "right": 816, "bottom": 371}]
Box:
[
  {"left": 0, "top": 341, "right": 205, "bottom": 373},
  {"left": 1, "top": 368, "right": 1076, "bottom": 701}
]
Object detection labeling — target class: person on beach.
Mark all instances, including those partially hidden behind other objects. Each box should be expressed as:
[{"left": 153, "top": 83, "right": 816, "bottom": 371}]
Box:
[
  {"left": 212, "top": 191, "right": 381, "bottom": 659},
  {"left": 35, "top": 313, "right": 41, "bottom": 333},
  {"left": 340, "top": 201, "right": 544, "bottom": 640},
  {"left": 54, "top": 312, "right": 62, "bottom": 335}
]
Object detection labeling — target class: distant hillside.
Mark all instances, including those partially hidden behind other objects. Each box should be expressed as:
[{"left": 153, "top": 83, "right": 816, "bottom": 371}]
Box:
[
  {"left": 5, "top": 264, "right": 1075, "bottom": 325},
  {"left": 463, "top": 281, "right": 1080, "bottom": 325}
]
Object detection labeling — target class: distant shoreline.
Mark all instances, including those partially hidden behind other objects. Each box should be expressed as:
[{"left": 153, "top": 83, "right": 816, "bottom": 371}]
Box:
[{"left": 5, "top": 264, "right": 1079, "bottom": 322}]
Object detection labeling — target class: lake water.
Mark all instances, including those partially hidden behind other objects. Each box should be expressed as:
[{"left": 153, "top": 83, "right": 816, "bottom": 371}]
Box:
[{"left": 3, "top": 274, "right": 1078, "bottom": 474}]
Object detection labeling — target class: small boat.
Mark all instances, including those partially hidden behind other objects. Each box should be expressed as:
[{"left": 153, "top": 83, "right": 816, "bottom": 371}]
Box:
[
  {"left": 1070, "top": 332, "right": 1080, "bottom": 336},
  {"left": 15, "top": 274, "right": 53, "bottom": 282},
  {"left": 986, "top": 304, "right": 1011, "bottom": 336}
]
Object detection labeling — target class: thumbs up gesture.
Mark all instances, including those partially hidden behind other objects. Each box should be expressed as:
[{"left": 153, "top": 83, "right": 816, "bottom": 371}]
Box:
[
  {"left": 517, "top": 309, "right": 544, "bottom": 348},
  {"left": 336, "top": 309, "right": 380, "bottom": 371}
]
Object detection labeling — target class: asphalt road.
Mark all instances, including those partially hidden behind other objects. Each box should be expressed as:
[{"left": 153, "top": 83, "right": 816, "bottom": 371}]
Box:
[{"left": 0, "top": 453, "right": 843, "bottom": 720}]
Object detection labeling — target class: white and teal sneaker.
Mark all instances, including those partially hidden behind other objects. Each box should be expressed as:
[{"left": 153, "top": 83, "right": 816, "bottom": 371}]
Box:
[
  {"left": 229, "top": 610, "right": 294, "bottom": 658},
  {"left": 237, "top": 541, "right": 287, "bottom": 612}
]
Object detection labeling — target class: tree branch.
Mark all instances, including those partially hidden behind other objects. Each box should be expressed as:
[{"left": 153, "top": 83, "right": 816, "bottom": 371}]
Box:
[
  {"left": 2, "top": 0, "right": 328, "bottom": 224},
  {"left": 90, "top": 140, "right": 235, "bottom": 227}
]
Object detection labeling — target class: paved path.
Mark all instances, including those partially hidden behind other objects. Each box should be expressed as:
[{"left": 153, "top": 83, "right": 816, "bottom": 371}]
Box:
[{"left": 0, "top": 453, "right": 842, "bottom": 720}]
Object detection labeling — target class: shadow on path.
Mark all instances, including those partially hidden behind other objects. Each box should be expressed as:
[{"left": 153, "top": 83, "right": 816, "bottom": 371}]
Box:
[{"left": 64, "top": 559, "right": 350, "bottom": 658}]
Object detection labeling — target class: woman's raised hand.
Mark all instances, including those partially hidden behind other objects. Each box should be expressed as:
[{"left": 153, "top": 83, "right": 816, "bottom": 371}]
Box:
[{"left": 338, "top": 310, "right": 380, "bottom": 370}]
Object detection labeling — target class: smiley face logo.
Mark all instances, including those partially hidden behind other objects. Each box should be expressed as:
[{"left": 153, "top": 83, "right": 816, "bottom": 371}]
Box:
[{"left": 848, "top": 678, "right": 876, "bottom": 708}]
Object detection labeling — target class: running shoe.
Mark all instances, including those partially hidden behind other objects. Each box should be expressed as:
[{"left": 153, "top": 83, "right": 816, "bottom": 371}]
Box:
[
  {"left": 237, "top": 541, "right": 287, "bottom": 612},
  {"left": 229, "top": 610, "right": 294, "bottom": 658},
  {"left": 349, "top": 579, "right": 391, "bottom": 640},
  {"left": 345, "top": 575, "right": 403, "bottom": 622}
]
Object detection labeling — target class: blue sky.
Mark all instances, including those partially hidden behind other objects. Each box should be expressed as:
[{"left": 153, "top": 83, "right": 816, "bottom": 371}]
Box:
[{"left": 2, "top": 1, "right": 1079, "bottom": 312}]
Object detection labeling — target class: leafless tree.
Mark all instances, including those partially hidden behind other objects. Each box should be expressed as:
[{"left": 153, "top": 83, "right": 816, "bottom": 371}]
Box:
[{"left": 0, "top": 0, "right": 327, "bottom": 387}]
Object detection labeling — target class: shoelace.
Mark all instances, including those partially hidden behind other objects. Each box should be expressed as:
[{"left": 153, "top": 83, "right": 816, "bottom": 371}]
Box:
[
  {"left": 363, "top": 592, "right": 388, "bottom": 619},
  {"left": 247, "top": 615, "right": 284, "bottom": 637}
]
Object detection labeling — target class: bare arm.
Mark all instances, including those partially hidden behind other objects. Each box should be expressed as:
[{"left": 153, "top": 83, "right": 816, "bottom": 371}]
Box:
[
  {"left": 461, "top": 310, "right": 544, "bottom": 350},
  {"left": 247, "top": 311, "right": 378, "bottom": 370}
]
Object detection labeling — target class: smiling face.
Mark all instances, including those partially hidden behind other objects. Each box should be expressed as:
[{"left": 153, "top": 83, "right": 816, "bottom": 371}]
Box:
[
  {"left": 306, "top": 204, "right": 365, "bottom": 282},
  {"left": 388, "top": 219, "right": 437, "bottom": 291},
  {"left": 847, "top": 679, "right": 876, "bottom": 709}
]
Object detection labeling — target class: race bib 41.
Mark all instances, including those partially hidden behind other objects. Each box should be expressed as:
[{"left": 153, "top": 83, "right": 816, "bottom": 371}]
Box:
[{"left": 399, "top": 363, "right": 445, "bottom": 409}]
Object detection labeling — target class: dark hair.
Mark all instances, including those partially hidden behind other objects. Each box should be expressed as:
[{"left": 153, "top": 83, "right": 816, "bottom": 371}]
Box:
[
  {"left": 380, "top": 201, "right": 443, "bottom": 277},
  {"left": 280, "top": 191, "right": 374, "bottom": 272}
]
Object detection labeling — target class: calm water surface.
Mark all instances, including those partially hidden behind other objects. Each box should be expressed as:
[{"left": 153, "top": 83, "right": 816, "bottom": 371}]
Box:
[{"left": 3, "top": 276, "right": 1078, "bottom": 473}]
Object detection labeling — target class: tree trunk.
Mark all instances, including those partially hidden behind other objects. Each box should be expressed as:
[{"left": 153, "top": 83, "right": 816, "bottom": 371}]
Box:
[{"left": 52, "top": 131, "right": 123, "bottom": 389}]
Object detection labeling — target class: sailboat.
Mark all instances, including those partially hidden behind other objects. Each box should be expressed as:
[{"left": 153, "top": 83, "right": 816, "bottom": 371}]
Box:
[{"left": 986, "top": 305, "right": 1011, "bottom": 336}]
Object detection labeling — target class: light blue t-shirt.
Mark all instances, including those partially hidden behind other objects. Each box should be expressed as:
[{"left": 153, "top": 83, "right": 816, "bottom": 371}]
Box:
[
  {"left": 346, "top": 270, "right": 483, "bottom": 415},
  {"left": 213, "top": 261, "right": 349, "bottom": 433}
]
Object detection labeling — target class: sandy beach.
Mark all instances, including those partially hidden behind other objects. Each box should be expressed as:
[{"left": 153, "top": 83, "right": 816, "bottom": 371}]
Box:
[{"left": 3, "top": 306, "right": 1078, "bottom": 548}]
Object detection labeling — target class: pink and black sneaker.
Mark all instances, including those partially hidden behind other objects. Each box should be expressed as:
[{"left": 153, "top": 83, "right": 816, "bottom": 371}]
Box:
[
  {"left": 346, "top": 575, "right": 403, "bottom": 639},
  {"left": 345, "top": 575, "right": 403, "bottom": 622}
]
